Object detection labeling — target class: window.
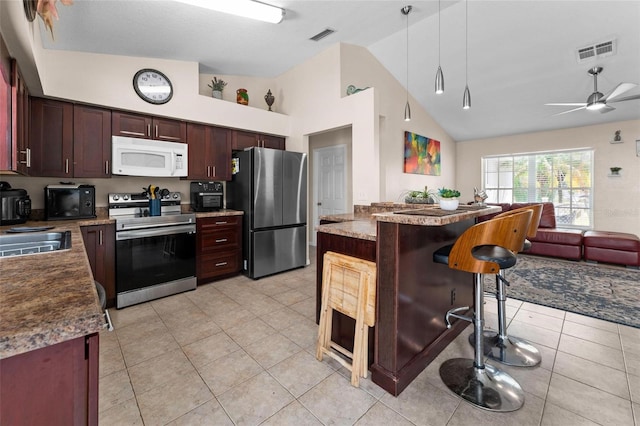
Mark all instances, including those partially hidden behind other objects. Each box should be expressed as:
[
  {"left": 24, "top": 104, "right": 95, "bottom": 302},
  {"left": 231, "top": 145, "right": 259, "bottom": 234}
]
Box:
[{"left": 483, "top": 149, "right": 593, "bottom": 228}]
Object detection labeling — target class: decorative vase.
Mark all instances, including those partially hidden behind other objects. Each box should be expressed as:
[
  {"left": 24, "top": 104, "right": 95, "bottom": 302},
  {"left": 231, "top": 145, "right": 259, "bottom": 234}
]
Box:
[
  {"left": 264, "top": 89, "right": 275, "bottom": 111},
  {"left": 212, "top": 90, "right": 223, "bottom": 100},
  {"left": 439, "top": 198, "right": 459, "bottom": 211},
  {"left": 236, "top": 88, "right": 249, "bottom": 105}
]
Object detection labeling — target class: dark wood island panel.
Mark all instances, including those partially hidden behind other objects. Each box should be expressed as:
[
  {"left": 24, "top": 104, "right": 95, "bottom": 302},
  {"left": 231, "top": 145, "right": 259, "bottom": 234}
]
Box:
[{"left": 372, "top": 220, "right": 474, "bottom": 396}]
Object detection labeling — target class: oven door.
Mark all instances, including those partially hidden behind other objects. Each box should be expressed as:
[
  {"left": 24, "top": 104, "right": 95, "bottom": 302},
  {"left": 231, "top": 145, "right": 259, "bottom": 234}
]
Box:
[{"left": 115, "top": 224, "right": 196, "bottom": 308}]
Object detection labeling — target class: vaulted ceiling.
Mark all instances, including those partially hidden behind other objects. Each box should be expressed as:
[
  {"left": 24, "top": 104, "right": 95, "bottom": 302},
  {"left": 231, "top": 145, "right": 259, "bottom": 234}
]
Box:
[{"left": 38, "top": 1, "right": 640, "bottom": 141}]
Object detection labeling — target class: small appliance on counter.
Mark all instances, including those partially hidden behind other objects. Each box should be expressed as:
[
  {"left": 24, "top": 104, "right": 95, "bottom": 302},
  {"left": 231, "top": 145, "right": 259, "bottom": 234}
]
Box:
[
  {"left": 44, "top": 183, "right": 96, "bottom": 221},
  {"left": 0, "top": 181, "right": 32, "bottom": 225},
  {"left": 190, "top": 181, "right": 223, "bottom": 212}
]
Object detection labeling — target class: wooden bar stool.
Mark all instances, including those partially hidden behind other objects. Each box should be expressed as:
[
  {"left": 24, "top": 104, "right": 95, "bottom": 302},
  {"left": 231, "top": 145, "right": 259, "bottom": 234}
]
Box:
[
  {"left": 432, "top": 210, "right": 532, "bottom": 412},
  {"left": 316, "top": 251, "right": 376, "bottom": 387},
  {"left": 472, "top": 204, "right": 544, "bottom": 367}
]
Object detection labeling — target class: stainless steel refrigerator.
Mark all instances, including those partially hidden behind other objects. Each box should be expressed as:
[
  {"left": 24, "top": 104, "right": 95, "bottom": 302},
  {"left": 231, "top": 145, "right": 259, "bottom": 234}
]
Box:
[{"left": 227, "top": 147, "right": 307, "bottom": 279}]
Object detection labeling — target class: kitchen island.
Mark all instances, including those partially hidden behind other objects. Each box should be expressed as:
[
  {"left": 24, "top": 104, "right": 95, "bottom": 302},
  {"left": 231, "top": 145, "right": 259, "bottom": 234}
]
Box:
[{"left": 316, "top": 204, "right": 500, "bottom": 396}]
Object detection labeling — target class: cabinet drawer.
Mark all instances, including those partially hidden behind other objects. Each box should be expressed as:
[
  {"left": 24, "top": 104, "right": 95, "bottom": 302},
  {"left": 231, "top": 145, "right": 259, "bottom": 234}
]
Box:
[
  {"left": 199, "top": 227, "right": 239, "bottom": 252},
  {"left": 199, "top": 215, "right": 241, "bottom": 230},
  {"left": 198, "top": 251, "right": 240, "bottom": 279}
]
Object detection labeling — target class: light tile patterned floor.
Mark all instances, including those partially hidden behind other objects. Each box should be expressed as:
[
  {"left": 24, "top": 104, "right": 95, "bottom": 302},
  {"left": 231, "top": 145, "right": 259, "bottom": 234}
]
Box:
[{"left": 99, "top": 247, "right": 640, "bottom": 425}]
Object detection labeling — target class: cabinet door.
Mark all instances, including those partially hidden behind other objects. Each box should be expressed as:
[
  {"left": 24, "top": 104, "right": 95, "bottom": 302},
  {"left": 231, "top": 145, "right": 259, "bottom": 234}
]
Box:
[
  {"left": 74, "top": 105, "right": 111, "bottom": 178},
  {"left": 81, "top": 224, "right": 116, "bottom": 308},
  {"left": 261, "top": 134, "right": 285, "bottom": 150},
  {"left": 0, "top": 334, "right": 99, "bottom": 426},
  {"left": 30, "top": 97, "right": 73, "bottom": 177},
  {"left": 210, "top": 126, "right": 231, "bottom": 180},
  {"left": 112, "top": 111, "right": 152, "bottom": 138},
  {"left": 153, "top": 117, "right": 186, "bottom": 143},
  {"left": 186, "top": 123, "right": 209, "bottom": 180},
  {"left": 231, "top": 130, "right": 258, "bottom": 150}
]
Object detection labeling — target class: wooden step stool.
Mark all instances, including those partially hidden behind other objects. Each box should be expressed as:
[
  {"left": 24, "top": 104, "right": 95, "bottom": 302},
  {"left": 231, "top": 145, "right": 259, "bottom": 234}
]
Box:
[{"left": 316, "top": 251, "right": 376, "bottom": 387}]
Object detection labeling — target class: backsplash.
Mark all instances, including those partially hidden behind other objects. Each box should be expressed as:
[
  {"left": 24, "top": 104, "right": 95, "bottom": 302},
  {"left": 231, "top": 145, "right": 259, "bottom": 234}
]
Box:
[{"left": 1, "top": 175, "right": 202, "bottom": 210}]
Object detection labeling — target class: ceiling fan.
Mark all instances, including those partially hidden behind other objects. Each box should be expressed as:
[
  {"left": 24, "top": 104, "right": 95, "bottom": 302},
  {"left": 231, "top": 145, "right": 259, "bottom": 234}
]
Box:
[{"left": 546, "top": 66, "right": 640, "bottom": 116}]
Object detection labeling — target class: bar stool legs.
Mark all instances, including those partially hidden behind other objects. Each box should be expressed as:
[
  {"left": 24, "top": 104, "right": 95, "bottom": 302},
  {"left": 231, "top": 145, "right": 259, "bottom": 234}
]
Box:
[
  {"left": 440, "top": 273, "right": 525, "bottom": 412},
  {"left": 470, "top": 270, "right": 542, "bottom": 367}
]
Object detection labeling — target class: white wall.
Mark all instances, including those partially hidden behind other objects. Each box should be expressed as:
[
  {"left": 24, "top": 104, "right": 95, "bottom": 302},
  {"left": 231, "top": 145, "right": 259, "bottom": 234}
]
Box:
[
  {"left": 339, "top": 43, "right": 457, "bottom": 202},
  {"left": 456, "top": 119, "right": 640, "bottom": 236}
]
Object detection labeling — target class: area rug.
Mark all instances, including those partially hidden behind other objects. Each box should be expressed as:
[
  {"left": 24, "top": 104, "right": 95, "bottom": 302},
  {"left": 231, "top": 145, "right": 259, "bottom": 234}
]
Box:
[{"left": 485, "top": 255, "right": 640, "bottom": 329}]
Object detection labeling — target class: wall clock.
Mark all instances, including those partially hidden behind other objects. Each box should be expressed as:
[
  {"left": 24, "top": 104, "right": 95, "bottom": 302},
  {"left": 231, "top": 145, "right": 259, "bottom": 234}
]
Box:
[{"left": 133, "top": 69, "right": 173, "bottom": 105}]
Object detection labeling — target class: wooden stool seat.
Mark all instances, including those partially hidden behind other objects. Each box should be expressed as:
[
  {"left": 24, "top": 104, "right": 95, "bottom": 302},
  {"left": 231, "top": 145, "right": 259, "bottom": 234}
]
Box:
[{"left": 316, "top": 251, "right": 376, "bottom": 387}]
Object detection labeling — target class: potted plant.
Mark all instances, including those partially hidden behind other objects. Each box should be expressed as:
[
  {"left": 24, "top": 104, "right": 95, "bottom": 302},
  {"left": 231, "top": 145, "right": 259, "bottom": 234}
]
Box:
[
  {"left": 610, "top": 166, "right": 622, "bottom": 175},
  {"left": 403, "top": 186, "right": 438, "bottom": 204},
  {"left": 208, "top": 77, "right": 227, "bottom": 99},
  {"left": 437, "top": 187, "right": 461, "bottom": 211}
]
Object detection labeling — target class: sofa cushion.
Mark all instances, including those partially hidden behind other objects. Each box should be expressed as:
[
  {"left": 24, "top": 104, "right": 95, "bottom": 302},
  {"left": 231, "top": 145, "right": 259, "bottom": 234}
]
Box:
[
  {"left": 583, "top": 231, "right": 640, "bottom": 252},
  {"left": 530, "top": 228, "right": 584, "bottom": 246},
  {"left": 510, "top": 202, "right": 556, "bottom": 228}
]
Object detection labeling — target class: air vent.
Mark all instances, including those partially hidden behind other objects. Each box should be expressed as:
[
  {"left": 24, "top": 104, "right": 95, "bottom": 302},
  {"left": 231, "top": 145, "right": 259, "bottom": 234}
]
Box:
[
  {"left": 576, "top": 39, "right": 616, "bottom": 63},
  {"left": 309, "top": 28, "right": 335, "bottom": 42}
]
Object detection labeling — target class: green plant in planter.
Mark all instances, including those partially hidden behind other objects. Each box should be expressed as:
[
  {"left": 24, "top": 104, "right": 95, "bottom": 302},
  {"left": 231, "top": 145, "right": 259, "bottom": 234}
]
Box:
[
  {"left": 438, "top": 187, "right": 461, "bottom": 199},
  {"left": 403, "top": 186, "right": 438, "bottom": 204},
  {"left": 208, "top": 77, "right": 227, "bottom": 92}
]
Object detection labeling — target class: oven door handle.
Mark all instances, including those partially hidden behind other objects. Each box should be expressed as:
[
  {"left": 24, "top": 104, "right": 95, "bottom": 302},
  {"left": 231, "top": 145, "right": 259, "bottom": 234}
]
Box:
[{"left": 116, "top": 224, "right": 196, "bottom": 241}]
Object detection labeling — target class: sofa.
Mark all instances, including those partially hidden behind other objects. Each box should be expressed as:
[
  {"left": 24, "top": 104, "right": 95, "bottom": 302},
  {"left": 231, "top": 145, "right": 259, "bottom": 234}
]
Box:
[{"left": 477, "top": 202, "right": 584, "bottom": 261}]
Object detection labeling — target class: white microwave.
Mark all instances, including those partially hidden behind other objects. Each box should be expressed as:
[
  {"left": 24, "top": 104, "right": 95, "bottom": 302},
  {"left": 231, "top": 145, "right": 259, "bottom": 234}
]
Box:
[{"left": 112, "top": 136, "right": 188, "bottom": 177}]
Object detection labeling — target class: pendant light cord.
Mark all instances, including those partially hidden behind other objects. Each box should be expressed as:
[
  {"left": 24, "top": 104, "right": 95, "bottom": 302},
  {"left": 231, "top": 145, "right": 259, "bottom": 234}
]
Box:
[
  {"left": 465, "top": 0, "right": 468, "bottom": 84},
  {"left": 402, "top": 5, "right": 412, "bottom": 121},
  {"left": 438, "top": 0, "right": 441, "bottom": 65}
]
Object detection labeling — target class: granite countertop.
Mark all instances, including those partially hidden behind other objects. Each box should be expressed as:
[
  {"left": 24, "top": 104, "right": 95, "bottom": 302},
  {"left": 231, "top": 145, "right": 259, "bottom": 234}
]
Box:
[
  {"left": 316, "top": 204, "right": 501, "bottom": 241},
  {"left": 0, "top": 221, "right": 104, "bottom": 359},
  {"left": 374, "top": 204, "right": 501, "bottom": 225}
]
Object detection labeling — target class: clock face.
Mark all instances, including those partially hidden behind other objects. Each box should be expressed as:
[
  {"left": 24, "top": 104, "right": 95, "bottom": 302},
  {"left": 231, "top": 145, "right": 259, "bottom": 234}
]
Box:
[{"left": 133, "top": 69, "right": 173, "bottom": 104}]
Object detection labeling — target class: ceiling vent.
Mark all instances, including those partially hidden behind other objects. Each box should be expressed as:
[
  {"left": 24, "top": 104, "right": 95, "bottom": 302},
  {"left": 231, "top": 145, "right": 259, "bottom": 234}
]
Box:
[
  {"left": 576, "top": 39, "right": 616, "bottom": 63},
  {"left": 309, "top": 28, "right": 335, "bottom": 42}
]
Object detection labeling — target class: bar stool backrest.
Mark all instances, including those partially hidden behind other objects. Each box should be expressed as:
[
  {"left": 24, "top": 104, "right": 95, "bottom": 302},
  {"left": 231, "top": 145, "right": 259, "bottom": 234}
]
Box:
[
  {"left": 493, "top": 203, "right": 544, "bottom": 239},
  {"left": 448, "top": 210, "right": 533, "bottom": 275}
]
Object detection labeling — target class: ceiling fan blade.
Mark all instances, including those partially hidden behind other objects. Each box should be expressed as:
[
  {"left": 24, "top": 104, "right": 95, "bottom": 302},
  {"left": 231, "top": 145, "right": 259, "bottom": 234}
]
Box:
[
  {"left": 552, "top": 106, "right": 587, "bottom": 116},
  {"left": 600, "top": 105, "right": 615, "bottom": 114},
  {"left": 608, "top": 93, "right": 640, "bottom": 103},
  {"left": 545, "top": 103, "right": 587, "bottom": 106},
  {"left": 603, "top": 83, "right": 637, "bottom": 101}
]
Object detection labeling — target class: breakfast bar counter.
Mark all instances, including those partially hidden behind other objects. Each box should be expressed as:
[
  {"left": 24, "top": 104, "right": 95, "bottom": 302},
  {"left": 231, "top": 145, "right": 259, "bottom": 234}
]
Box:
[{"left": 316, "top": 204, "right": 500, "bottom": 395}]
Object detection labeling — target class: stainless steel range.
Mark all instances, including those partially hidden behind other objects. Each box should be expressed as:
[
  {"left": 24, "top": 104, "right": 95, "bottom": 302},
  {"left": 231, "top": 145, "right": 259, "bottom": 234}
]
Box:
[{"left": 109, "top": 190, "right": 196, "bottom": 309}]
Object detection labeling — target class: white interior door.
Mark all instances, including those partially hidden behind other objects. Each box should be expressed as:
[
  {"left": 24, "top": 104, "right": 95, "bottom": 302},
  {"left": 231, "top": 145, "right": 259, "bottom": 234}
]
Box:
[{"left": 311, "top": 144, "right": 347, "bottom": 245}]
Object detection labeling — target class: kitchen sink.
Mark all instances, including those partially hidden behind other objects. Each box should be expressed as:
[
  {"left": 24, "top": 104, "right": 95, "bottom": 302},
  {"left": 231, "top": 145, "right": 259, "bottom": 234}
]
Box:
[{"left": 0, "top": 231, "right": 72, "bottom": 258}]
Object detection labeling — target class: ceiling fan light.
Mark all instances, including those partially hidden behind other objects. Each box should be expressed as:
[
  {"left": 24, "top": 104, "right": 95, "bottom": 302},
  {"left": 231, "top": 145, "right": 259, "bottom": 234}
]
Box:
[
  {"left": 463, "top": 85, "right": 471, "bottom": 110},
  {"left": 404, "top": 101, "right": 412, "bottom": 121},
  {"left": 586, "top": 101, "right": 606, "bottom": 111},
  {"left": 435, "top": 66, "right": 444, "bottom": 94},
  {"left": 174, "top": 0, "right": 285, "bottom": 24}
]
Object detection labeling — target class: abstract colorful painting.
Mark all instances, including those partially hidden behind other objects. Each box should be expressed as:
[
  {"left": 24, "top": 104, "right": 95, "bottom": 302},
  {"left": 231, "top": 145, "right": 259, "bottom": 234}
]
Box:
[{"left": 403, "top": 131, "right": 441, "bottom": 175}]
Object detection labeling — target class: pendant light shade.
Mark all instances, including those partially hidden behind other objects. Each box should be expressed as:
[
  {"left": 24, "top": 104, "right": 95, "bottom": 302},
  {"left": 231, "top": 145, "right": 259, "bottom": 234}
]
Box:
[
  {"left": 402, "top": 5, "right": 412, "bottom": 121},
  {"left": 435, "top": 0, "right": 444, "bottom": 94},
  {"left": 463, "top": 84, "right": 471, "bottom": 109},
  {"left": 462, "top": 0, "right": 471, "bottom": 110},
  {"left": 435, "top": 66, "right": 444, "bottom": 94},
  {"left": 404, "top": 101, "right": 412, "bottom": 121}
]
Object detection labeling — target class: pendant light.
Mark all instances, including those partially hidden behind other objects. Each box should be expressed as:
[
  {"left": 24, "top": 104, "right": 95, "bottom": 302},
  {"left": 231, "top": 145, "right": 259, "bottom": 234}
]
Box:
[
  {"left": 402, "top": 5, "right": 412, "bottom": 121},
  {"left": 462, "top": 0, "right": 471, "bottom": 109},
  {"left": 435, "top": 0, "right": 444, "bottom": 94}
]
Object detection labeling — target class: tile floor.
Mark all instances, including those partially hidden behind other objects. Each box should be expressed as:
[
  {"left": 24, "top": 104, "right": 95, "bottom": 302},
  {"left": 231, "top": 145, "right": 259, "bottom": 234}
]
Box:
[{"left": 99, "top": 247, "right": 640, "bottom": 426}]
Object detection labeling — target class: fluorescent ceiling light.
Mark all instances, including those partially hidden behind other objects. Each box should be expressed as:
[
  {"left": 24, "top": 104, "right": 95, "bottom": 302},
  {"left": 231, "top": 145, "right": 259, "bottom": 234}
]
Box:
[{"left": 175, "top": 0, "right": 285, "bottom": 24}]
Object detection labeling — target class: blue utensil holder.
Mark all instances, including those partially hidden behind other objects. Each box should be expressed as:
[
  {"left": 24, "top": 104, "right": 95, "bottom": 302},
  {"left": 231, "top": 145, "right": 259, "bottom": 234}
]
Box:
[{"left": 149, "top": 199, "right": 161, "bottom": 216}]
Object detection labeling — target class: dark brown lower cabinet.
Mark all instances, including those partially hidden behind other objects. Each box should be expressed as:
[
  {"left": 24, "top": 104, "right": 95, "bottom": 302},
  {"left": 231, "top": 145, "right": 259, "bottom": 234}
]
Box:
[
  {"left": 196, "top": 215, "right": 242, "bottom": 283},
  {"left": 81, "top": 224, "right": 116, "bottom": 308},
  {"left": 0, "top": 333, "right": 99, "bottom": 426}
]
